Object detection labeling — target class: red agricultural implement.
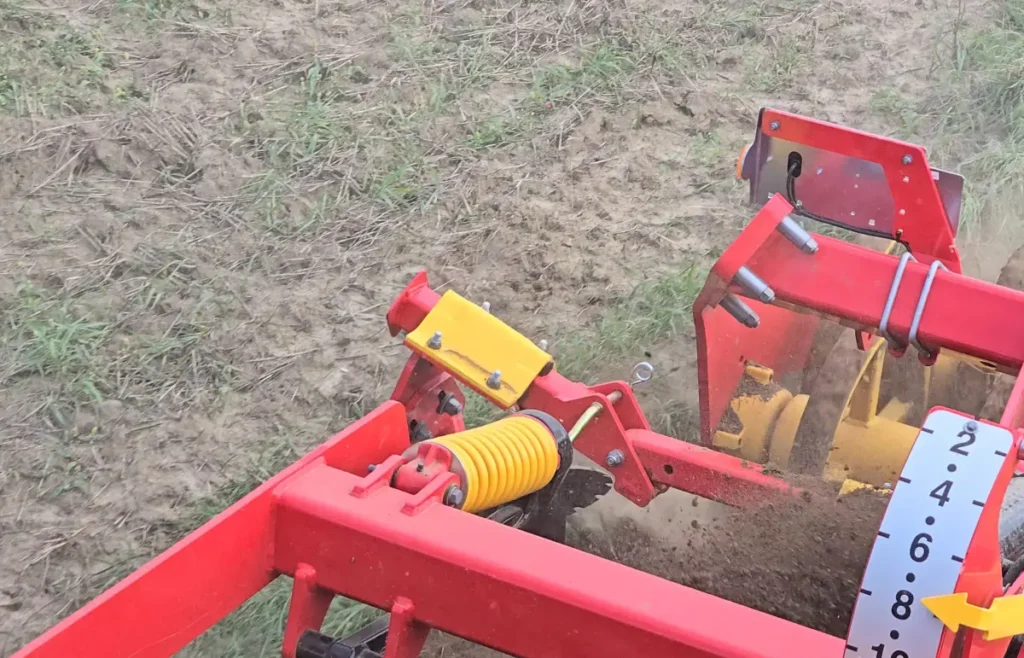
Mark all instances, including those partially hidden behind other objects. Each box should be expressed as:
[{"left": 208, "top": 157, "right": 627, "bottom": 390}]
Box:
[{"left": 14, "top": 109, "right": 1024, "bottom": 658}]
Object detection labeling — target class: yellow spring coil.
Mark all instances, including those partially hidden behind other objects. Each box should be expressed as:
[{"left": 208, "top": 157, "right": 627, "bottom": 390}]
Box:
[{"left": 427, "top": 415, "right": 560, "bottom": 513}]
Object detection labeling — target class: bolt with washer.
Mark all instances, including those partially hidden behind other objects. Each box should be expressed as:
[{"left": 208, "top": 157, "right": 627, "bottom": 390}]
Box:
[
  {"left": 444, "top": 486, "right": 465, "bottom": 507},
  {"left": 486, "top": 370, "right": 502, "bottom": 389},
  {"left": 606, "top": 449, "right": 625, "bottom": 467},
  {"left": 439, "top": 394, "right": 463, "bottom": 416},
  {"left": 427, "top": 331, "right": 443, "bottom": 349}
]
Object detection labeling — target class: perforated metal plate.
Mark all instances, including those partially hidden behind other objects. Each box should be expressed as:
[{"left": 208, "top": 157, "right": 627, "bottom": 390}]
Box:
[{"left": 844, "top": 409, "right": 1012, "bottom": 658}]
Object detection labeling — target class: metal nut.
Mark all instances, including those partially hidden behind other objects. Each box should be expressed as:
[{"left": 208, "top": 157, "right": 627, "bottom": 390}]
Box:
[
  {"left": 902, "top": 154, "right": 913, "bottom": 165},
  {"left": 964, "top": 420, "right": 979, "bottom": 433},
  {"left": 444, "top": 486, "right": 465, "bottom": 508},
  {"left": 770, "top": 121, "right": 780, "bottom": 131},
  {"left": 440, "top": 395, "right": 463, "bottom": 416},
  {"left": 606, "top": 449, "right": 625, "bottom": 467},
  {"left": 486, "top": 370, "right": 502, "bottom": 390},
  {"left": 427, "top": 331, "right": 443, "bottom": 349}
]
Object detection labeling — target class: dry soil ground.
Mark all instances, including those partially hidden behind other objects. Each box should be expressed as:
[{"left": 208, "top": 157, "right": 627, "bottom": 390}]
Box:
[{"left": 2, "top": 0, "right": 1023, "bottom": 654}]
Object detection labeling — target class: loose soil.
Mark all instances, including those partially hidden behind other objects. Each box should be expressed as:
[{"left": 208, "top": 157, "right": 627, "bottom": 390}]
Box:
[
  {"left": 421, "top": 478, "right": 887, "bottom": 657},
  {"left": 0, "top": 0, "right": 1011, "bottom": 653}
]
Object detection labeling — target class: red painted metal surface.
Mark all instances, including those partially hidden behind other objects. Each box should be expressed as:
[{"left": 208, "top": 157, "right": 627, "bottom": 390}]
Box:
[
  {"left": 745, "top": 232, "right": 1024, "bottom": 371},
  {"left": 761, "top": 109, "right": 962, "bottom": 273},
  {"left": 14, "top": 402, "right": 411, "bottom": 658},
  {"left": 520, "top": 373, "right": 657, "bottom": 505},
  {"left": 272, "top": 459, "right": 843, "bottom": 658},
  {"left": 390, "top": 354, "right": 466, "bottom": 439},
  {"left": 630, "top": 429, "right": 797, "bottom": 506},
  {"left": 14, "top": 399, "right": 835, "bottom": 658},
  {"left": 694, "top": 195, "right": 820, "bottom": 444}
]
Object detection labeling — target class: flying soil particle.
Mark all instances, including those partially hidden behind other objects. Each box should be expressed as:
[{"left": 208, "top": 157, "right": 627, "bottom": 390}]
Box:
[{"left": 569, "top": 478, "right": 887, "bottom": 638}]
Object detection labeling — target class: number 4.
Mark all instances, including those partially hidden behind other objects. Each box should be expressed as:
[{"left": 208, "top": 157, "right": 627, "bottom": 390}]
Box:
[{"left": 930, "top": 480, "right": 953, "bottom": 507}]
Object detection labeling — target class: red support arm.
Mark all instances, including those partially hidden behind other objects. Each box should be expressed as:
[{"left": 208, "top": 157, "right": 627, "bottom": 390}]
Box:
[{"left": 15, "top": 403, "right": 840, "bottom": 658}]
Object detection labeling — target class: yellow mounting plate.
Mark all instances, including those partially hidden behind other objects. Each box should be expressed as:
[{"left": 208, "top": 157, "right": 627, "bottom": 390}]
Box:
[{"left": 406, "top": 291, "right": 552, "bottom": 408}]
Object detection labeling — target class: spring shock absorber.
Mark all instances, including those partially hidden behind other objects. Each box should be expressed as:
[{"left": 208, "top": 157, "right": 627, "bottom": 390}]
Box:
[{"left": 393, "top": 411, "right": 568, "bottom": 514}]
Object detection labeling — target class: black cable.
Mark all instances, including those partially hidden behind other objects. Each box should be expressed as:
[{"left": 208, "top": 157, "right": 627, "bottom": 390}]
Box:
[{"left": 784, "top": 160, "right": 895, "bottom": 242}]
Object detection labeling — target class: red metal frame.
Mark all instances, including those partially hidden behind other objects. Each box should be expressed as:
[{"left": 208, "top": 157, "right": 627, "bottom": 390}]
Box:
[
  {"left": 15, "top": 112, "right": 1024, "bottom": 658},
  {"left": 15, "top": 402, "right": 840, "bottom": 658},
  {"left": 760, "top": 109, "right": 962, "bottom": 273}
]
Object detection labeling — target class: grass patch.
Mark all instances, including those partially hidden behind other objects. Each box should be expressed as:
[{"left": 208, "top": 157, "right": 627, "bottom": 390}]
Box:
[
  {"left": 868, "top": 0, "right": 1024, "bottom": 236},
  {"left": 2, "top": 284, "right": 110, "bottom": 400},
  {"left": 529, "top": 45, "right": 636, "bottom": 105},
  {"left": 556, "top": 266, "right": 703, "bottom": 379},
  {"left": 0, "top": 4, "right": 120, "bottom": 116}
]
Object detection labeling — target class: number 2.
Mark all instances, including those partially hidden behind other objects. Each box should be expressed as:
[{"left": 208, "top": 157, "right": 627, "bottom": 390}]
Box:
[{"left": 951, "top": 430, "right": 975, "bottom": 456}]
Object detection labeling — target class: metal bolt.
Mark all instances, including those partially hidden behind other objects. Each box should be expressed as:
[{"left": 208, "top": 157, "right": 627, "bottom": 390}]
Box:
[
  {"left": 902, "top": 154, "right": 913, "bottom": 165},
  {"left": 606, "top": 449, "right": 625, "bottom": 467},
  {"left": 965, "top": 420, "right": 979, "bottom": 433},
  {"left": 481, "top": 301, "right": 491, "bottom": 313},
  {"left": 720, "top": 293, "right": 760, "bottom": 328},
  {"left": 770, "top": 121, "right": 780, "bottom": 131},
  {"left": 411, "top": 422, "right": 433, "bottom": 442},
  {"left": 486, "top": 370, "right": 502, "bottom": 389},
  {"left": 427, "top": 331, "right": 443, "bottom": 349},
  {"left": 440, "top": 395, "right": 463, "bottom": 416},
  {"left": 367, "top": 464, "right": 377, "bottom": 473},
  {"left": 777, "top": 215, "right": 819, "bottom": 254},
  {"left": 444, "top": 486, "right": 465, "bottom": 508},
  {"left": 733, "top": 266, "right": 775, "bottom": 304},
  {"left": 538, "top": 339, "right": 549, "bottom": 351}
]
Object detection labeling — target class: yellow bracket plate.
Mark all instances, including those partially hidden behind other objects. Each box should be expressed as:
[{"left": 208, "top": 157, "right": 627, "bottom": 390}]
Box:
[{"left": 406, "top": 291, "right": 552, "bottom": 408}]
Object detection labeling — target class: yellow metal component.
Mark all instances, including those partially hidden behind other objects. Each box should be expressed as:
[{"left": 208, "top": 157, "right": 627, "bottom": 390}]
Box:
[
  {"left": 428, "top": 415, "right": 560, "bottom": 514},
  {"left": 717, "top": 337, "right": 919, "bottom": 487},
  {"left": 838, "top": 479, "right": 889, "bottom": 496},
  {"left": 406, "top": 291, "right": 552, "bottom": 408},
  {"left": 713, "top": 386, "right": 794, "bottom": 462},
  {"left": 923, "top": 592, "right": 1024, "bottom": 641},
  {"left": 744, "top": 363, "right": 774, "bottom": 386}
]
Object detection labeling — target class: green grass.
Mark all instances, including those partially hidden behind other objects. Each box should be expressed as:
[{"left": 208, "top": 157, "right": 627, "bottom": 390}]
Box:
[
  {"left": 2, "top": 284, "right": 110, "bottom": 400},
  {"left": 0, "top": 3, "right": 119, "bottom": 116},
  {"left": 867, "top": 0, "right": 1024, "bottom": 237},
  {"left": 529, "top": 45, "right": 636, "bottom": 105},
  {"left": 556, "top": 266, "right": 703, "bottom": 379}
]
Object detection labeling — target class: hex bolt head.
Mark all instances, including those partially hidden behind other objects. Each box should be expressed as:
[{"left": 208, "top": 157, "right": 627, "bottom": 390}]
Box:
[
  {"left": 427, "top": 331, "right": 443, "bottom": 349},
  {"left": 606, "top": 449, "right": 625, "bottom": 467},
  {"left": 486, "top": 370, "right": 502, "bottom": 389},
  {"left": 770, "top": 121, "right": 780, "bottom": 131},
  {"left": 444, "top": 486, "right": 465, "bottom": 508},
  {"left": 441, "top": 395, "right": 463, "bottom": 416},
  {"left": 965, "top": 420, "right": 979, "bottom": 433},
  {"left": 902, "top": 154, "right": 913, "bottom": 165}
]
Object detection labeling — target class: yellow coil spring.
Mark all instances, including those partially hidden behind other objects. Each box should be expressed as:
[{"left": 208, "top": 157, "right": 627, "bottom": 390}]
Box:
[{"left": 428, "top": 415, "right": 560, "bottom": 513}]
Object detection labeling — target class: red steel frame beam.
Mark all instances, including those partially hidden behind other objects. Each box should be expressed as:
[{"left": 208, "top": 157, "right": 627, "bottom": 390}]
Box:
[{"left": 16, "top": 402, "right": 841, "bottom": 658}]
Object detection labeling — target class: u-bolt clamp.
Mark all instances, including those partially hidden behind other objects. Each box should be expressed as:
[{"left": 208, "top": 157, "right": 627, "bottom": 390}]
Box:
[{"left": 879, "top": 251, "right": 946, "bottom": 361}]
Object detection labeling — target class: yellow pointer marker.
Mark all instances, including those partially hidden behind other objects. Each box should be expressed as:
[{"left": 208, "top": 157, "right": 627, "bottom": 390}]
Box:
[{"left": 922, "top": 592, "right": 1024, "bottom": 640}]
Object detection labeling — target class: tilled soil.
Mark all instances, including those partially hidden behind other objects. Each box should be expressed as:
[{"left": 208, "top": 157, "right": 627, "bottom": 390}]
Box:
[{"left": 423, "top": 480, "right": 887, "bottom": 656}]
